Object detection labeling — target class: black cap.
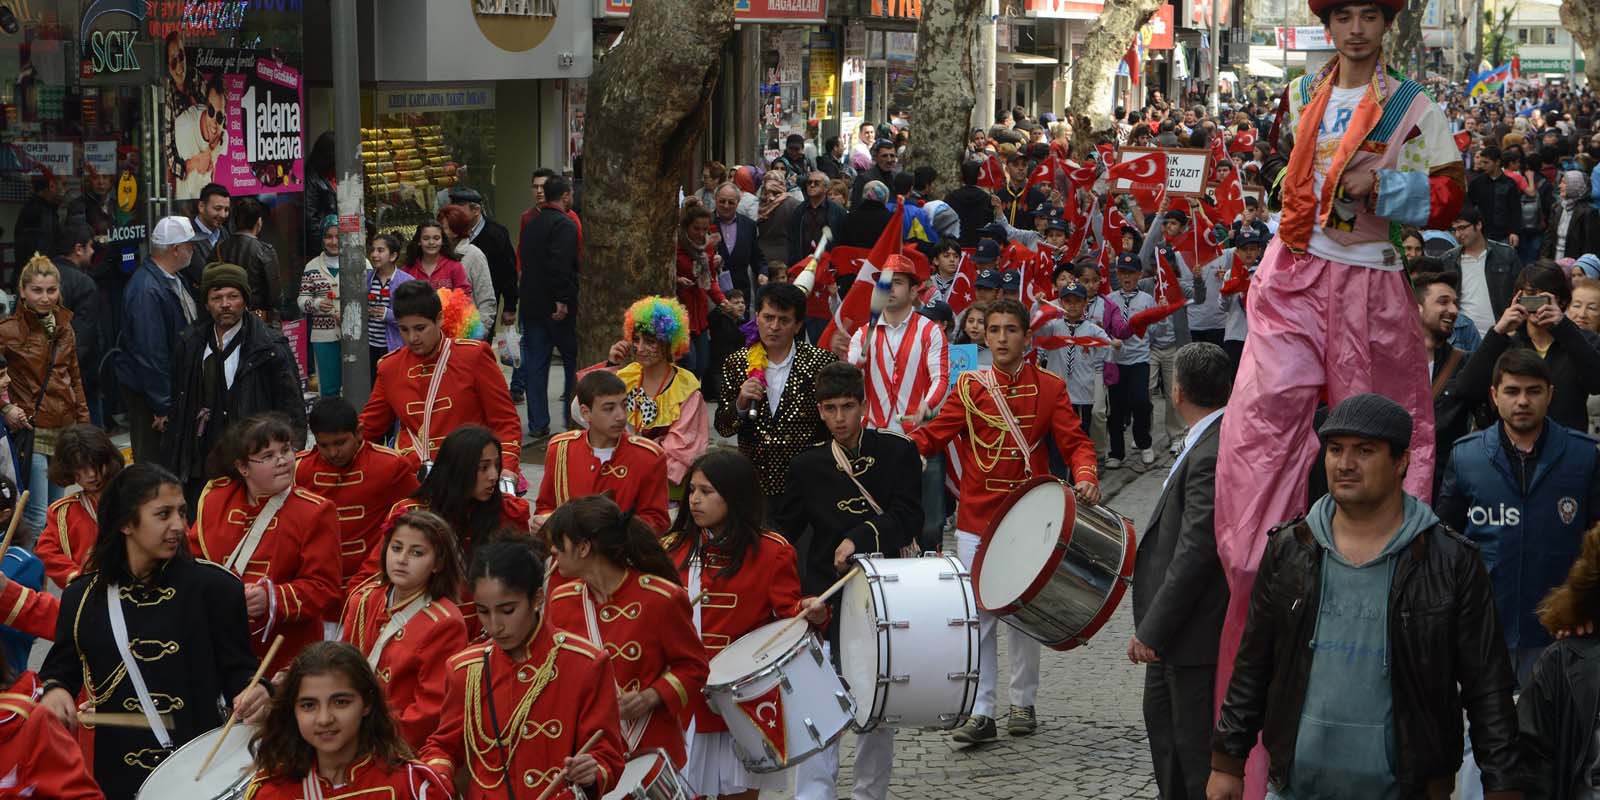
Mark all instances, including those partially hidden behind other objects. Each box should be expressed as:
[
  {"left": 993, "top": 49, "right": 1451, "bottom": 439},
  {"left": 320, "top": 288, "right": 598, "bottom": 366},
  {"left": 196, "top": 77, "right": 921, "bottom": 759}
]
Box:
[
  {"left": 1233, "top": 228, "right": 1266, "bottom": 248},
  {"left": 918, "top": 301, "right": 954, "bottom": 324},
  {"left": 975, "top": 268, "right": 1002, "bottom": 288},
  {"left": 1046, "top": 216, "right": 1069, "bottom": 232},
  {"left": 1114, "top": 252, "right": 1142, "bottom": 272},
  {"left": 974, "top": 240, "right": 1002, "bottom": 264},
  {"left": 1318, "top": 393, "right": 1413, "bottom": 452},
  {"left": 449, "top": 187, "right": 484, "bottom": 204},
  {"left": 1060, "top": 282, "right": 1088, "bottom": 299},
  {"left": 978, "top": 221, "right": 1010, "bottom": 243},
  {"left": 1000, "top": 270, "right": 1020, "bottom": 289}
]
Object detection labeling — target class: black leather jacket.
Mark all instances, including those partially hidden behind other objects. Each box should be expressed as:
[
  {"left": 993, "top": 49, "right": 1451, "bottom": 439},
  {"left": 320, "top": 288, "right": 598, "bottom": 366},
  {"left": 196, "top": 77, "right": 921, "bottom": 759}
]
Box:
[
  {"left": 1518, "top": 636, "right": 1600, "bottom": 800},
  {"left": 1212, "top": 520, "right": 1522, "bottom": 798}
]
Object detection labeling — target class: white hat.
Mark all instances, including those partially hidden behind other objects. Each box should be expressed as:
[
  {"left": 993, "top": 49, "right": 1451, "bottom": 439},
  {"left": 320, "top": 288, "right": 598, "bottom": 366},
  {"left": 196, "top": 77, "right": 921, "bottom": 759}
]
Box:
[{"left": 151, "top": 216, "right": 205, "bottom": 247}]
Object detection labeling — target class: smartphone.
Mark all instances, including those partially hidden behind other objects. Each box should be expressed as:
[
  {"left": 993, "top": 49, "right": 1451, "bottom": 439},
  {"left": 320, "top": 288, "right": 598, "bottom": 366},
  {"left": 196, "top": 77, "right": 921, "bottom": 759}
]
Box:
[{"left": 1518, "top": 295, "right": 1548, "bottom": 312}]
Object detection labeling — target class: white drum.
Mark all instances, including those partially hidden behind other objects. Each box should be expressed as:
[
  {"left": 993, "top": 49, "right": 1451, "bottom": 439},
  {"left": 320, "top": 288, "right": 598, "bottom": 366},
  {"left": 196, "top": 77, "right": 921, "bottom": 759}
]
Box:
[
  {"left": 135, "top": 723, "right": 258, "bottom": 800},
  {"left": 838, "top": 553, "right": 979, "bottom": 731},
  {"left": 602, "top": 748, "right": 692, "bottom": 800},
  {"left": 704, "top": 618, "right": 854, "bottom": 773}
]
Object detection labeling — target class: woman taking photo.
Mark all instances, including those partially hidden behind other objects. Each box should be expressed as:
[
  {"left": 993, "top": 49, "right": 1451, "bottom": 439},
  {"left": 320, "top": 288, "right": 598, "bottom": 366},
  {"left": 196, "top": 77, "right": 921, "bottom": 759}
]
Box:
[
  {"left": 37, "top": 463, "right": 270, "bottom": 800},
  {"left": 402, "top": 220, "right": 471, "bottom": 293},
  {"left": 1, "top": 254, "right": 90, "bottom": 534},
  {"left": 438, "top": 204, "right": 498, "bottom": 336},
  {"left": 340, "top": 509, "right": 468, "bottom": 749},
  {"left": 597, "top": 296, "right": 710, "bottom": 501},
  {"left": 190, "top": 414, "right": 341, "bottom": 673},
  {"left": 35, "top": 424, "right": 124, "bottom": 588},
  {"left": 544, "top": 495, "right": 707, "bottom": 766},
  {"left": 419, "top": 535, "right": 627, "bottom": 799},
  {"left": 365, "top": 232, "right": 416, "bottom": 377},
  {"left": 244, "top": 641, "right": 450, "bottom": 799},
  {"left": 662, "top": 450, "right": 825, "bottom": 799},
  {"left": 298, "top": 216, "right": 369, "bottom": 398},
  {"left": 675, "top": 205, "right": 726, "bottom": 380}
]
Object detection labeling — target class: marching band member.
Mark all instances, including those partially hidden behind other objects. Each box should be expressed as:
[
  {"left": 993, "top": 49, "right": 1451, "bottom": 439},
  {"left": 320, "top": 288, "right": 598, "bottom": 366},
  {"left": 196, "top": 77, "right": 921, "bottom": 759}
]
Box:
[
  {"left": 843, "top": 253, "right": 950, "bottom": 434},
  {"left": 359, "top": 280, "right": 521, "bottom": 483},
  {"left": 37, "top": 463, "right": 270, "bottom": 800},
  {"left": 544, "top": 495, "right": 708, "bottom": 766},
  {"left": 773, "top": 362, "right": 922, "bottom": 800},
  {"left": 419, "top": 536, "right": 627, "bottom": 799},
  {"left": 0, "top": 666, "right": 103, "bottom": 799},
  {"left": 244, "top": 641, "right": 451, "bottom": 800},
  {"left": 663, "top": 450, "right": 828, "bottom": 800},
  {"left": 909, "top": 298, "right": 1100, "bottom": 744},
  {"left": 34, "top": 424, "right": 124, "bottom": 588},
  {"left": 190, "top": 414, "right": 341, "bottom": 673},
  {"left": 0, "top": 566, "right": 57, "bottom": 639},
  {"left": 536, "top": 371, "right": 671, "bottom": 534},
  {"left": 339, "top": 509, "right": 467, "bottom": 750},
  {"left": 296, "top": 397, "right": 420, "bottom": 588}
]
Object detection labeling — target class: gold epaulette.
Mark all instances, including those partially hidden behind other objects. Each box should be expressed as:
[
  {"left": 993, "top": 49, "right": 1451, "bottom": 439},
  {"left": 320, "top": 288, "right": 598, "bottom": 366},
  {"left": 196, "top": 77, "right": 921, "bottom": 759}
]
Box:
[
  {"left": 637, "top": 573, "right": 683, "bottom": 599},
  {"left": 551, "top": 430, "right": 583, "bottom": 445},
  {"left": 659, "top": 530, "right": 682, "bottom": 551},
  {"left": 627, "top": 435, "right": 664, "bottom": 456},
  {"left": 0, "top": 692, "right": 35, "bottom": 722},
  {"left": 45, "top": 495, "right": 77, "bottom": 512},
  {"left": 547, "top": 582, "right": 584, "bottom": 602},
  {"left": 291, "top": 487, "right": 327, "bottom": 504},
  {"left": 551, "top": 630, "right": 604, "bottom": 659},
  {"left": 448, "top": 644, "right": 492, "bottom": 671},
  {"left": 371, "top": 442, "right": 405, "bottom": 458}
]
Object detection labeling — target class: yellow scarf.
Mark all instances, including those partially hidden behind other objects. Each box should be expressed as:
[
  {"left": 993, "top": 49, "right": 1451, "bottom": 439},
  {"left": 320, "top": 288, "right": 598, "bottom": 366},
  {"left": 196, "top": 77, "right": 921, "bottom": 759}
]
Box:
[{"left": 617, "top": 362, "right": 701, "bottom": 432}]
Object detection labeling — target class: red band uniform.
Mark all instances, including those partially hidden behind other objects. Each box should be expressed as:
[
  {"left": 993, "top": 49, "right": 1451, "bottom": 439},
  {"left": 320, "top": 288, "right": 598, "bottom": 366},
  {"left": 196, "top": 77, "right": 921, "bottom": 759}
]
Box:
[
  {"left": 349, "top": 496, "right": 532, "bottom": 617},
  {"left": 536, "top": 431, "right": 671, "bottom": 534},
  {"left": 0, "top": 672, "right": 104, "bottom": 799},
  {"left": 190, "top": 480, "right": 343, "bottom": 673},
  {"left": 244, "top": 753, "right": 453, "bottom": 800},
  {"left": 34, "top": 494, "right": 98, "bottom": 588},
  {"left": 0, "top": 573, "right": 58, "bottom": 639},
  {"left": 339, "top": 576, "right": 468, "bottom": 749},
  {"left": 419, "top": 623, "right": 626, "bottom": 800},
  {"left": 359, "top": 339, "right": 522, "bottom": 474},
  {"left": 295, "top": 442, "right": 421, "bottom": 586},
  {"left": 544, "top": 571, "right": 709, "bottom": 766}
]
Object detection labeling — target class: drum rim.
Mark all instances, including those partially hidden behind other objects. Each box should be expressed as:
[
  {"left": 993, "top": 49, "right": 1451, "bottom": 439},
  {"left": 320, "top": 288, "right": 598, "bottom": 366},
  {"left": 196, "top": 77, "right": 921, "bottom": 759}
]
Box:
[
  {"left": 1046, "top": 514, "right": 1139, "bottom": 651},
  {"left": 842, "top": 554, "right": 892, "bottom": 728},
  {"left": 705, "top": 621, "right": 819, "bottom": 693},
  {"left": 972, "top": 476, "right": 1076, "bottom": 614}
]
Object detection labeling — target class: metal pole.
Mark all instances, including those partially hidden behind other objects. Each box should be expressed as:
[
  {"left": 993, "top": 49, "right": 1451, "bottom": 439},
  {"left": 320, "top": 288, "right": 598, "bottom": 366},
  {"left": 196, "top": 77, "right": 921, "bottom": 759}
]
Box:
[
  {"left": 978, "top": 0, "right": 997, "bottom": 129},
  {"left": 1209, "top": 0, "right": 1221, "bottom": 114},
  {"left": 332, "top": 0, "right": 371, "bottom": 404}
]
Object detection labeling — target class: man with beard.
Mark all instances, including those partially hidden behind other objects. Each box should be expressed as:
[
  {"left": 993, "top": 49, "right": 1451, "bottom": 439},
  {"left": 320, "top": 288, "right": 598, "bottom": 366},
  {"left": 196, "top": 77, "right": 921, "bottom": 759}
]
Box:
[
  {"left": 1411, "top": 268, "right": 1471, "bottom": 494},
  {"left": 161, "top": 262, "right": 304, "bottom": 504}
]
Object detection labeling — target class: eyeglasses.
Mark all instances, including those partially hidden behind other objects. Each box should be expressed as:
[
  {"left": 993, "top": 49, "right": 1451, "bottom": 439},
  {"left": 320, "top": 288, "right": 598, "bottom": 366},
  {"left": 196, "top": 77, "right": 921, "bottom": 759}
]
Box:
[
  {"left": 204, "top": 103, "right": 223, "bottom": 122},
  {"left": 1450, "top": 224, "right": 1475, "bottom": 233},
  {"left": 248, "top": 448, "right": 295, "bottom": 466}
]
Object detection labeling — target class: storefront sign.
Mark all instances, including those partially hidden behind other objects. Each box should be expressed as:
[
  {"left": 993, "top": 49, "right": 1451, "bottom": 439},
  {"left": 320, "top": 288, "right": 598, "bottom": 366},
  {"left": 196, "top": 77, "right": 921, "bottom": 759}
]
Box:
[
  {"left": 169, "top": 47, "right": 303, "bottom": 199},
  {"left": 86, "top": 29, "right": 142, "bottom": 74},
  {"left": 1141, "top": 5, "right": 1174, "bottom": 50},
  {"left": 375, "top": 87, "right": 496, "bottom": 114},
  {"left": 474, "top": 0, "right": 553, "bottom": 15},
  {"left": 15, "top": 141, "right": 75, "bottom": 177},
  {"left": 1275, "top": 26, "right": 1335, "bottom": 51},
  {"left": 1520, "top": 57, "right": 1587, "bottom": 72},
  {"left": 1110, "top": 147, "right": 1210, "bottom": 197},
  {"left": 85, "top": 141, "right": 118, "bottom": 177},
  {"left": 1024, "top": 0, "right": 1105, "bottom": 19},
  {"left": 601, "top": 0, "right": 827, "bottom": 22}
]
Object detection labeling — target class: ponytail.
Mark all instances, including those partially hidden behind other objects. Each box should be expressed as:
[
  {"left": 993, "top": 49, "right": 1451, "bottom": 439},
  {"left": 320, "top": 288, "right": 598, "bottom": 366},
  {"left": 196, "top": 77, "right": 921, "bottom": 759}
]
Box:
[{"left": 546, "top": 495, "right": 680, "bottom": 584}]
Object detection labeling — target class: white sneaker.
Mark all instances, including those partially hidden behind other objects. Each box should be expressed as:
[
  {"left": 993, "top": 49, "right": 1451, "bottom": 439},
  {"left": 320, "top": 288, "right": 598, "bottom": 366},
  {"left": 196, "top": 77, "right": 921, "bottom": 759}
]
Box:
[
  {"left": 1105, "top": 457, "right": 1123, "bottom": 469},
  {"left": 1141, "top": 449, "right": 1156, "bottom": 466}
]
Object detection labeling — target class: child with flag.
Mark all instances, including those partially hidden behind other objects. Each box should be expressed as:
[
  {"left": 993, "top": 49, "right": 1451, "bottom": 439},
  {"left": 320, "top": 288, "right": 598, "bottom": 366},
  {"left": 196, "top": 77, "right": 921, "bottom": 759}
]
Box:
[{"left": 1034, "top": 283, "right": 1110, "bottom": 439}]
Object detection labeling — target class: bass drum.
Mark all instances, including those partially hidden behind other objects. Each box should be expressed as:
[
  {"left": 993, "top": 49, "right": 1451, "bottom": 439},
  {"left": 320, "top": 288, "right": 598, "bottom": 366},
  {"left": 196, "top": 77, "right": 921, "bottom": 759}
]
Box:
[
  {"left": 135, "top": 723, "right": 257, "bottom": 800},
  {"left": 601, "top": 748, "right": 692, "bottom": 800}
]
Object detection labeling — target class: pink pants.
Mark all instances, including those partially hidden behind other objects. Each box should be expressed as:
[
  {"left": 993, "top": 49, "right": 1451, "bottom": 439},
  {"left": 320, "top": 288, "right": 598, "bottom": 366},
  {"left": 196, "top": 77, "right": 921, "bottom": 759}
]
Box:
[{"left": 1213, "top": 242, "right": 1435, "bottom": 796}]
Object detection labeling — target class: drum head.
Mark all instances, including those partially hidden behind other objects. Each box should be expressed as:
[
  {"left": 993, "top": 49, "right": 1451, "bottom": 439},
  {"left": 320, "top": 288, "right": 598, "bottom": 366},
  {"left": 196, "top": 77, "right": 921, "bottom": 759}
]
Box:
[
  {"left": 708, "top": 617, "right": 808, "bottom": 686},
  {"left": 837, "top": 566, "right": 879, "bottom": 726},
  {"left": 975, "top": 478, "right": 1073, "bottom": 612},
  {"left": 601, "top": 751, "right": 669, "bottom": 800},
  {"left": 136, "top": 723, "right": 258, "bottom": 799}
]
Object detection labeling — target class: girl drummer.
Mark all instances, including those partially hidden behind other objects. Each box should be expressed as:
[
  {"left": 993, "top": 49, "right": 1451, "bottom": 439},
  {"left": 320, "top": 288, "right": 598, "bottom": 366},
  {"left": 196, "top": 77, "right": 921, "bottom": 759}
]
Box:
[
  {"left": 419, "top": 535, "right": 627, "bottom": 799},
  {"left": 339, "top": 509, "right": 468, "bottom": 749},
  {"left": 543, "top": 495, "right": 708, "bottom": 768},
  {"left": 34, "top": 423, "right": 124, "bottom": 588},
  {"left": 245, "top": 641, "right": 451, "bottom": 799},
  {"left": 662, "top": 451, "right": 827, "bottom": 799},
  {"left": 190, "top": 414, "right": 342, "bottom": 673},
  {"left": 37, "top": 463, "right": 270, "bottom": 800}
]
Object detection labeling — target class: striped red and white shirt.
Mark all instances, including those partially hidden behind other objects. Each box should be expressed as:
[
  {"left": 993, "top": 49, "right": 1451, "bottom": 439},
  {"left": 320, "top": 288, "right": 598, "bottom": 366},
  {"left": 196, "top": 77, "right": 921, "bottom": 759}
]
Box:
[{"left": 846, "top": 311, "right": 950, "bottom": 433}]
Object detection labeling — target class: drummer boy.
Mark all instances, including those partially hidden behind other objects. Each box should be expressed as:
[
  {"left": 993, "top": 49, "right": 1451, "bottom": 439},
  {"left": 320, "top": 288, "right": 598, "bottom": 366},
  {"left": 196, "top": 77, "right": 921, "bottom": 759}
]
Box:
[
  {"left": 908, "top": 297, "right": 1099, "bottom": 744},
  {"left": 772, "top": 361, "right": 924, "bottom": 800}
]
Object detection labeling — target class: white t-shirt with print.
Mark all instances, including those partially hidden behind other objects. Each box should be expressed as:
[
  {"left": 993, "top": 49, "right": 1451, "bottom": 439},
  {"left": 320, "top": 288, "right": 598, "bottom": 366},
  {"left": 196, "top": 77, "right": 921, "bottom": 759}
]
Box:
[{"left": 1306, "top": 85, "right": 1401, "bottom": 271}]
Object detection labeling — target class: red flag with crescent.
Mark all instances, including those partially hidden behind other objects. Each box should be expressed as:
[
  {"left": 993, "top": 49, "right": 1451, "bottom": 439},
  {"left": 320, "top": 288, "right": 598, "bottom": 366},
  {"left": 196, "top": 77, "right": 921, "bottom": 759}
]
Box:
[
  {"left": 1035, "top": 333, "right": 1116, "bottom": 350},
  {"left": 1025, "top": 155, "right": 1058, "bottom": 191},
  {"left": 944, "top": 251, "right": 980, "bottom": 315},
  {"left": 1106, "top": 151, "right": 1167, "bottom": 185},
  {"left": 977, "top": 155, "right": 1006, "bottom": 191},
  {"left": 1214, "top": 166, "right": 1245, "bottom": 224},
  {"left": 1095, "top": 142, "right": 1116, "bottom": 167},
  {"left": 1454, "top": 130, "right": 1472, "bottom": 150},
  {"left": 1221, "top": 250, "right": 1252, "bottom": 296},
  {"left": 1229, "top": 128, "right": 1258, "bottom": 154},
  {"left": 1128, "top": 247, "right": 1189, "bottom": 336},
  {"left": 735, "top": 683, "right": 788, "bottom": 763},
  {"left": 1063, "top": 159, "right": 1099, "bottom": 186}
]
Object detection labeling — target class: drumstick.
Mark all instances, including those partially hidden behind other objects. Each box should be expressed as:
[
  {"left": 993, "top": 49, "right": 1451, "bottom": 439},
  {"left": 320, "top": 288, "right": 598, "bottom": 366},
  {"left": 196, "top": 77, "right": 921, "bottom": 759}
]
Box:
[
  {"left": 196, "top": 634, "right": 283, "bottom": 781},
  {"left": 754, "top": 566, "right": 862, "bottom": 655},
  {"left": 80, "top": 710, "right": 174, "bottom": 729},
  {"left": 534, "top": 729, "right": 607, "bottom": 800},
  {"left": 0, "top": 489, "right": 30, "bottom": 559}
]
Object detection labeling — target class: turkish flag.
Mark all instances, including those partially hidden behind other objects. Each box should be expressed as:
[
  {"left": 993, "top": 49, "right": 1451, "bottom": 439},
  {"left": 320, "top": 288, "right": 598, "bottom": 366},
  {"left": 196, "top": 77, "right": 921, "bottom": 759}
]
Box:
[
  {"left": 1229, "top": 128, "right": 1258, "bottom": 154},
  {"left": 1172, "top": 209, "right": 1224, "bottom": 267},
  {"left": 977, "top": 155, "right": 1006, "bottom": 191},
  {"left": 946, "top": 252, "right": 979, "bottom": 315},
  {"left": 1063, "top": 159, "right": 1099, "bottom": 187},
  {"left": 1021, "top": 249, "right": 1057, "bottom": 307},
  {"left": 1095, "top": 244, "right": 1114, "bottom": 296},
  {"left": 735, "top": 682, "right": 788, "bottom": 764},
  {"left": 1221, "top": 251, "right": 1253, "bottom": 296},
  {"left": 818, "top": 204, "right": 904, "bottom": 349},
  {"left": 1214, "top": 166, "right": 1245, "bottom": 224},
  {"left": 1103, "top": 204, "right": 1133, "bottom": 255},
  {"left": 1131, "top": 182, "right": 1167, "bottom": 216},
  {"left": 1128, "top": 247, "right": 1188, "bottom": 336},
  {"left": 1454, "top": 130, "right": 1472, "bottom": 150},
  {"left": 1029, "top": 300, "right": 1064, "bottom": 332},
  {"left": 1107, "top": 151, "right": 1167, "bottom": 185},
  {"left": 1036, "top": 333, "right": 1115, "bottom": 350},
  {"left": 1095, "top": 142, "right": 1116, "bottom": 168},
  {"left": 1025, "top": 155, "right": 1058, "bottom": 191},
  {"left": 788, "top": 251, "right": 837, "bottom": 319},
  {"left": 1209, "top": 133, "right": 1229, "bottom": 180}
]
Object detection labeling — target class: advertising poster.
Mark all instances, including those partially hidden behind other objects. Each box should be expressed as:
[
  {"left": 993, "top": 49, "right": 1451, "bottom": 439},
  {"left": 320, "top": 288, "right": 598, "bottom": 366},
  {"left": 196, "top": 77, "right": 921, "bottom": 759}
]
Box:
[{"left": 167, "top": 47, "right": 303, "bottom": 200}]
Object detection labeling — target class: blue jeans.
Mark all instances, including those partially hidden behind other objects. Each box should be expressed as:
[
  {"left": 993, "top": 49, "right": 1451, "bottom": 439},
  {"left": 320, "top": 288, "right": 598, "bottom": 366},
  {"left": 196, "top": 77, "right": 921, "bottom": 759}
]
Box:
[
  {"left": 312, "top": 340, "right": 342, "bottom": 397},
  {"left": 522, "top": 315, "right": 577, "bottom": 433},
  {"left": 919, "top": 452, "right": 946, "bottom": 550},
  {"left": 24, "top": 452, "right": 64, "bottom": 534}
]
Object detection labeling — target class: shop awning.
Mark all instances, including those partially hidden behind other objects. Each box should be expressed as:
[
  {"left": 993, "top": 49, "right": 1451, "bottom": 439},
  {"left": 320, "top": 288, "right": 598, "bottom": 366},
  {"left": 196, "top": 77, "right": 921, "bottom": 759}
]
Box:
[
  {"left": 998, "top": 51, "right": 1061, "bottom": 66},
  {"left": 1248, "top": 58, "right": 1286, "bottom": 78}
]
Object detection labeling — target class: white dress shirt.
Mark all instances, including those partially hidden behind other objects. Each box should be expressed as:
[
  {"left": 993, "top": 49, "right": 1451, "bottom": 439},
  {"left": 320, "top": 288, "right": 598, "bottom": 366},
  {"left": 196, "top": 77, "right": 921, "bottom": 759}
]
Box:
[
  {"left": 1163, "top": 407, "right": 1224, "bottom": 492},
  {"left": 764, "top": 343, "right": 796, "bottom": 416}
]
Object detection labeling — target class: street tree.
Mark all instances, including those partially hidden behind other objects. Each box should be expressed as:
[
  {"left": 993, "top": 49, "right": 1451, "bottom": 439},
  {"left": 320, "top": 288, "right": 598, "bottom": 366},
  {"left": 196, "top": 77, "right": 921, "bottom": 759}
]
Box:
[
  {"left": 1064, "top": 0, "right": 1164, "bottom": 158},
  {"left": 905, "top": 0, "right": 986, "bottom": 197},
  {"left": 577, "top": 0, "right": 736, "bottom": 363},
  {"left": 1561, "top": 0, "right": 1600, "bottom": 87}
]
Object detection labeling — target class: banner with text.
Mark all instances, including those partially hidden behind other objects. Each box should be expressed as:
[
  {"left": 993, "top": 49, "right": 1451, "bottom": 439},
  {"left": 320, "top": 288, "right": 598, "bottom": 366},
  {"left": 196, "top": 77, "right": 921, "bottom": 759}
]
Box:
[{"left": 167, "top": 47, "right": 303, "bottom": 200}]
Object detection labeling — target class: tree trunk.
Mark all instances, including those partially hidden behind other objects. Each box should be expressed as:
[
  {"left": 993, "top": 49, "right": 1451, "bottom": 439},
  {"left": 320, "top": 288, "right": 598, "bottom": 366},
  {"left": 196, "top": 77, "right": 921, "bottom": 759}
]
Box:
[
  {"left": 1065, "top": 0, "right": 1164, "bottom": 158},
  {"left": 1562, "top": 0, "right": 1600, "bottom": 87},
  {"left": 1387, "top": 0, "right": 1427, "bottom": 77},
  {"left": 906, "top": 0, "right": 985, "bottom": 197},
  {"left": 577, "top": 0, "right": 736, "bottom": 364}
]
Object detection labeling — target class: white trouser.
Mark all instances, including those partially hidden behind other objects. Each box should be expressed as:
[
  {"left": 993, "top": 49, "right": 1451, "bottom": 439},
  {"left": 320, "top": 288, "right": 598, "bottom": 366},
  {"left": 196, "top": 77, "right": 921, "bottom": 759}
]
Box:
[
  {"left": 956, "top": 530, "right": 1040, "bottom": 717},
  {"left": 792, "top": 641, "right": 897, "bottom": 800}
]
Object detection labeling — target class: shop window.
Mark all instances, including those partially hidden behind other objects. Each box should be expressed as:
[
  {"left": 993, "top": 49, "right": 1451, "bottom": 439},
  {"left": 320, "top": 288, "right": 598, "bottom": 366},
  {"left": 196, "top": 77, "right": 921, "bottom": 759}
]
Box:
[{"left": 365, "top": 103, "right": 494, "bottom": 243}]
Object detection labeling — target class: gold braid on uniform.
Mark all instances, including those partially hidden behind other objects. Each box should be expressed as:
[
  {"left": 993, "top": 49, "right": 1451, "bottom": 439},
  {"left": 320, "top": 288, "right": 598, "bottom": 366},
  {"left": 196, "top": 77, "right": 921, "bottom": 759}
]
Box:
[
  {"left": 958, "top": 377, "right": 1014, "bottom": 472},
  {"left": 463, "top": 644, "right": 561, "bottom": 790}
]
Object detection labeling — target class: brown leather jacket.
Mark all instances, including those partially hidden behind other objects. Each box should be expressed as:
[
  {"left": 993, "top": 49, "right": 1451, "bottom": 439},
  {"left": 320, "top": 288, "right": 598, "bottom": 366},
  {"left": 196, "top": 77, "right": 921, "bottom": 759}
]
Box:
[{"left": 0, "top": 307, "right": 89, "bottom": 429}]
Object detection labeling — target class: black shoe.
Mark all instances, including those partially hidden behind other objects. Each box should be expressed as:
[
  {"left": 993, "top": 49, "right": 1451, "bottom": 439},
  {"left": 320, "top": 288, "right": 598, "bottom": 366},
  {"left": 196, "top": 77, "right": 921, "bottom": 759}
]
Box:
[
  {"left": 525, "top": 428, "right": 550, "bottom": 445},
  {"left": 510, "top": 387, "right": 525, "bottom": 403},
  {"left": 950, "top": 714, "right": 997, "bottom": 744}
]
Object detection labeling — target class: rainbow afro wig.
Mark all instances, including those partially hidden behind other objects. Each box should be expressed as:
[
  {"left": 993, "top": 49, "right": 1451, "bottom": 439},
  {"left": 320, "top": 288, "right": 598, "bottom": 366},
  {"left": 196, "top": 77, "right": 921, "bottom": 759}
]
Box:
[
  {"left": 438, "top": 287, "right": 486, "bottom": 341},
  {"left": 622, "top": 296, "right": 690, "bottom": 360}
]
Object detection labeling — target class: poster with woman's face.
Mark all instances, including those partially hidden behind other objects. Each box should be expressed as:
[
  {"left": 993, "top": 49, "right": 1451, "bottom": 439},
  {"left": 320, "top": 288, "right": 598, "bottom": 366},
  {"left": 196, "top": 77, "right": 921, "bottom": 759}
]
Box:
[{"left": 163, "top": 39, "right": 303, "bottom": 200}]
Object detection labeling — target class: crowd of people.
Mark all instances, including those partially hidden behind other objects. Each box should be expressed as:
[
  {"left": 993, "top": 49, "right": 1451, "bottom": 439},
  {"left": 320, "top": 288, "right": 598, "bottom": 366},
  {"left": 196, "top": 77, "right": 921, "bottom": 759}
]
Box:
[{"left": 3, "top": 0, "right": 1600, "bottom": 796}]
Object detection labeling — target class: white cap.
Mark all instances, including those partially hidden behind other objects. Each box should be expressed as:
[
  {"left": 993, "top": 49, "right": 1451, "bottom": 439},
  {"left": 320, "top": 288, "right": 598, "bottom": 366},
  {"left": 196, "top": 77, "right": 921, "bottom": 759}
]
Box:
[{"left": 151, "top": 216, "right": 205, "bottom": 247}]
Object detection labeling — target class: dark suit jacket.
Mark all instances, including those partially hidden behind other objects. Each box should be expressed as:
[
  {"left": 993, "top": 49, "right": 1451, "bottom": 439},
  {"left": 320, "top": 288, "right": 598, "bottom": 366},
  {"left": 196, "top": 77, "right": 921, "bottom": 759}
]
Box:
[
  {"left": 471, "top": 217, "right": 519, "bottom": 312},
  {"left": 184, "top": 223, "right": 229, "bottom": 303},
  {"left": 1131, "top": 415, "right": 1228, "bottom": 666},
  {"left": 713, "top": 214, "right": 765, "bottom": 309},
  {"left": 519, "top": 206, "right": 580, "bottom": 323},
  {"left": 786, "top": 199, "right": 847, "bottom": 266}
]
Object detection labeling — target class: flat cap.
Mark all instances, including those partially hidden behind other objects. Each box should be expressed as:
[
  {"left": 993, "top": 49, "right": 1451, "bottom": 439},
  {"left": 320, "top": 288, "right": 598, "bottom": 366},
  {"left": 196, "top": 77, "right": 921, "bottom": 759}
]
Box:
[{"left": 1318, "top": 393, "right": 1412, "bottom": 451}]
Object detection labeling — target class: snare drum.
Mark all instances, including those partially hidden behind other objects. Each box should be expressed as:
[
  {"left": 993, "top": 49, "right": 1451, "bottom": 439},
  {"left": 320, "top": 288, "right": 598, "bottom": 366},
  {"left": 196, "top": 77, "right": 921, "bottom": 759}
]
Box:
[
  {"left": 972, "top": 477, "right": 1136, "bottom": 651},
  {"left": 839, "top": 553, "right": 978, "bottom": 731},
  {"left": 135, "top": 723, "right": 258, "bottom": 800},
  {"left": 703, "top": 618, "right": 854, "bottom": 773},
  {"left": 602, "top": 748, "right": 693, "bottom": 799}
]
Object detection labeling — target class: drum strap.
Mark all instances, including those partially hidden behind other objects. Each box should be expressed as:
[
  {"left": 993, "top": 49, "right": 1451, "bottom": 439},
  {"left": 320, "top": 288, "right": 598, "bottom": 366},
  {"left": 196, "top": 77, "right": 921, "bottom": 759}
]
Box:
[
  {"left": 367, "top": 589, "right": 430, "bottom": 670},
  {"left": 974, "top": 369, "right": 1034, "bottom": 477},
  {"left": 580, "top": 584, "right": 651, "bottom": 753},
  {"left": 105, "top": 583, "right": 174, "bottom": 749},
  {"left": 830, "top": 440, "right": 883, "bottom": 516},
  {"left": 223, "top": 487, "right": 290, "bottom": 576},
  {"left": 300, "top": 774, "right": 325, "bottom": 800},
  {"left": 408, "top": 338, "right": 454, "bottom": 467},
  {"left": 480, "top": 655, "right": 520, "bottom": 800}
]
